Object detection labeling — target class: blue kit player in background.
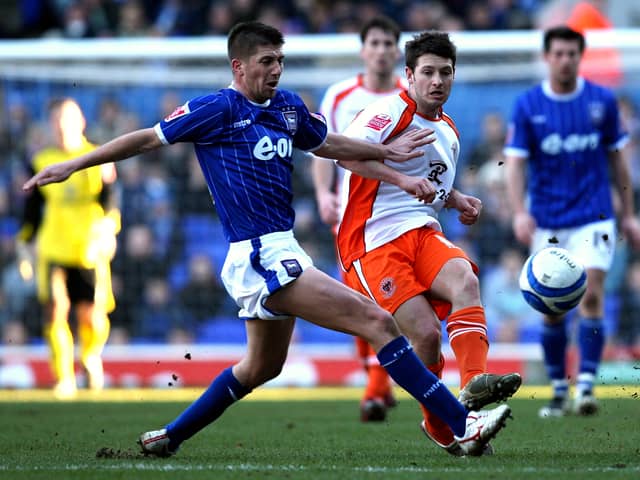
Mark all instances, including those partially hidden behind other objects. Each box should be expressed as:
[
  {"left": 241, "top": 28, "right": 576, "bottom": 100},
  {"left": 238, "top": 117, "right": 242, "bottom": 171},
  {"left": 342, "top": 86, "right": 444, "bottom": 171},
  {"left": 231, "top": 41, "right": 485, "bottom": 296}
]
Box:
[
  {"left": 504, "top": 26, "right": 640, "bottom": 418},
  {"left": 24, "top": 21, "right": 513, "bottom": 457}
]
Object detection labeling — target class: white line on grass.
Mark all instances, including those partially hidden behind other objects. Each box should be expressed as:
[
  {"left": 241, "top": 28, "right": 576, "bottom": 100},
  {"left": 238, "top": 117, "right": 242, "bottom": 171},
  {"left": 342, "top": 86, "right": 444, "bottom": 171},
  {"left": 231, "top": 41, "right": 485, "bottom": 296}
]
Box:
[{"left": 1, "top": 463, "right": 638, "bottom": 474}]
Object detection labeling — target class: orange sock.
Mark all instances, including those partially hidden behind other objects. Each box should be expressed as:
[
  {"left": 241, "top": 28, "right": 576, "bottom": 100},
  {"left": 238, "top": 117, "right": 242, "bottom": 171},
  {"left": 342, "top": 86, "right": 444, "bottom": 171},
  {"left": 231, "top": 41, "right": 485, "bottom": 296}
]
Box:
[
  {"left": 421, "top": 355, "right": 455, "bottom": 447},
  {"left": 446, "top": 305, "right": 489, "bottom": 388}
]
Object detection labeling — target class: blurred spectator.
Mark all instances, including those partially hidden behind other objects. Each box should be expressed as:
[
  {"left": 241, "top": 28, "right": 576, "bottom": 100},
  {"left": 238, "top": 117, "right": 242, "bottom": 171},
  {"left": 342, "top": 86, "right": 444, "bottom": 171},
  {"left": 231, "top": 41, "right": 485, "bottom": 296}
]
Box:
[
  {"left": 403, "top": 1, "right": 447, "bottom": 32},
  {"left": 203, "top": 1, "right": 235, "bottom": 35},
  {"left": 152, "top": 0, "right": 210, "bottom": 37},
  {"left": 618, "top": 258, "right": 640, "bottom": 357},
  {"left": 116, "top": 0, "right": 153, "bottom": 37},
  {"left": 111, "top": 223, "right": 168, "bottom": 336},
  {"left": 177, "top": 253, "right": 235, "bottom": 327},
  {"left": 86, "top": 96, "right": 140, "bottom": 145},
  {"left": 482, "top": 247, "right": 537, "bottom": 342},
  {"left": 618, "top": 95, "right": 640, "bottom": 205},
  {"left": 133, "top": 276, "right": 186, "bottom": 341},
  {"left": 466, "top": 111, "right": 507, "bottom": 170},
  {"left": 174, "top": 151, "right": 215, "bottom": 216},
  {"left": 566, "top": 0, "right": 623, "bottom": 86}
]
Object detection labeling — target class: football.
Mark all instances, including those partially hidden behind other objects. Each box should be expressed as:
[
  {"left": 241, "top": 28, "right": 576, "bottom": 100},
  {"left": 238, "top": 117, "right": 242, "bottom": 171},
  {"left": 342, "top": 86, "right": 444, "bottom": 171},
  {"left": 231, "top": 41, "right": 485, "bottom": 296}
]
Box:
[{"left": 519, "top": 247, "right": 587, "bottom": 315}]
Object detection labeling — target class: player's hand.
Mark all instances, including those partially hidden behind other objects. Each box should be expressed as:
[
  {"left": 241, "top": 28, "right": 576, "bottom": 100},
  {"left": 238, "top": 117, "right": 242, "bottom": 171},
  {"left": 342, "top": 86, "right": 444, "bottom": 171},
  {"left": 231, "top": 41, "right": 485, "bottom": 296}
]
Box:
[
  {"left": 457, "top": 195, "right": 482, "bottom": 225},
  {"left": 620, "top": 215, "right": 640, "bottom": 251},
  {"left": 513, "top": 211, "right": 536, "bottom": 247},
  {"left": 16, "top": 241, "right": 35, "bottom": 281},
  {"left": 397, "top": 176, "right": 436, "bottom": 203},
  {"left": 22, "top": 162, "right": 76, "bottom": 191},
  {"left": 316, "top": 190, "right": 340, "bottom": 226},
  {"left": 384, "top": 128, "right": 435, "bottom": 162}
]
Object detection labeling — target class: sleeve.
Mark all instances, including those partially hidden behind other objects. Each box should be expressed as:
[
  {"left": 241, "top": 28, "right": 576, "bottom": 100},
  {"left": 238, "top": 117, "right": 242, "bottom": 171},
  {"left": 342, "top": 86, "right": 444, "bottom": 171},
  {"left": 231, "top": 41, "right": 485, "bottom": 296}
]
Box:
[
  {"left": 154, "top": 95, "right": 227, "bottom": 145},
  {"left": 17, "top": 163, "right": 43, "bottom": 243},
  {"left": 342, "top": 105, "right": 394, "bottom": 145},
  {"left": 292, "top": 107, "right": 328, "bottom": 152},
  {"left": 503, "top": 96, "right": 530, "bottom": 159},
  {"left": 602, "top": 90, "right": 629, "bottom": 150}
]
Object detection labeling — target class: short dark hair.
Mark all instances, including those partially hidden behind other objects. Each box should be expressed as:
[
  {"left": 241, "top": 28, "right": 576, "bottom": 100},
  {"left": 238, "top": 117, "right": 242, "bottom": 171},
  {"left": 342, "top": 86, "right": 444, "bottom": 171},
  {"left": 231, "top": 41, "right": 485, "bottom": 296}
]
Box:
[
  {"left": 543, "top": 26, "right": 585, "bottom": 53},
  {"left": 360, "top": 15, "right": 401, "bottom": 44},
  {"left": 404, "top": 30, "right": 456, "bottom": 71},
  {"left": 227, "top": 21, "right": 285, "bottom": 61}
]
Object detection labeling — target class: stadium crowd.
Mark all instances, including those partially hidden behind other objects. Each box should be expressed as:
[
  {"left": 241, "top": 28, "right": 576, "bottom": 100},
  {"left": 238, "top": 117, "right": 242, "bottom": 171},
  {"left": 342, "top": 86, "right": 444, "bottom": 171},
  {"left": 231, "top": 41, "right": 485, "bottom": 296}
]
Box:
[
  {"left": 5, "top": 0, "right": 544, "bottom": 38},
  {"left": 0, "top": 1, "right": 639, "bottom": 359}
]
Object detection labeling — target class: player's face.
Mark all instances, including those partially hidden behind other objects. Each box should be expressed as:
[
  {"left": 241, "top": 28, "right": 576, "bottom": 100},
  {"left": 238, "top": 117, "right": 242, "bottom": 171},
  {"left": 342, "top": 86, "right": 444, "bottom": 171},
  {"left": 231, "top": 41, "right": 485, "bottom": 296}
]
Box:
[
  {"left": 545, "top": 39, "right": 582, "bottom": 88},
  {"left": 360, "top": 28, "right": 400, "bottom": 77},
  {"left": 234, "top": 45, "right": 284, "bottom": 103},
  {"left": 52, "top": 100, "right": 86, "bottom": 151},
  {"left": 406, "top": 54, "right": 454, "bottom": 117}
]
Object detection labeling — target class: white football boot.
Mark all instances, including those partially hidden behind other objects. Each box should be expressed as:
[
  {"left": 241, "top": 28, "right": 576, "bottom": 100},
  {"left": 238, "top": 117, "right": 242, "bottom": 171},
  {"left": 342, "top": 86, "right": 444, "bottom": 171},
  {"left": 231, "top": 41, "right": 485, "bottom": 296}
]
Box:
[{"left": 455, "top": 404, "right": 511, "bottom": 456}]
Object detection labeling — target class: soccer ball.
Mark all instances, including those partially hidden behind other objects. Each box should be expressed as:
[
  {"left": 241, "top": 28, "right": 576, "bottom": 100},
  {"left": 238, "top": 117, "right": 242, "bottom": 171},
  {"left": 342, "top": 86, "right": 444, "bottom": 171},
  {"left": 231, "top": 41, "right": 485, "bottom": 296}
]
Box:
[{"left": 519, "top": 247, "right": 587, "bottom": 315}]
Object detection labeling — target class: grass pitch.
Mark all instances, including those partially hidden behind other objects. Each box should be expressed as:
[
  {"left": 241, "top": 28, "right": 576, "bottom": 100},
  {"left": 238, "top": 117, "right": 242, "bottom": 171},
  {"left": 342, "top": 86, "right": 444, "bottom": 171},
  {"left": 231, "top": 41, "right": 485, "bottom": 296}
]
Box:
[{"left": 0, "top": 387, "right": 638, "bottom": 480}]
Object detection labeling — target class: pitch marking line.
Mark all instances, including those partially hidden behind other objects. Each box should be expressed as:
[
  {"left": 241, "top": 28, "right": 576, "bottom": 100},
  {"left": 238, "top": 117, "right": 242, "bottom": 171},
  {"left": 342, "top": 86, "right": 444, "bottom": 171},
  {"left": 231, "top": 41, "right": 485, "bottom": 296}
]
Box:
[{"left": 1, "top": 463, "right": 639, "bottom": 474}]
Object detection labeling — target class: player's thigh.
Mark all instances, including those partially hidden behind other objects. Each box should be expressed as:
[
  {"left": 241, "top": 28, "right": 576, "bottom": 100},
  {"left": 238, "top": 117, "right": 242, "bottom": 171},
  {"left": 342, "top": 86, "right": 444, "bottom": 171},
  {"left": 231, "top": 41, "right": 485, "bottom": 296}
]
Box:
[{"left": 265, "top": 267, "right": 396, "bottom": 343}]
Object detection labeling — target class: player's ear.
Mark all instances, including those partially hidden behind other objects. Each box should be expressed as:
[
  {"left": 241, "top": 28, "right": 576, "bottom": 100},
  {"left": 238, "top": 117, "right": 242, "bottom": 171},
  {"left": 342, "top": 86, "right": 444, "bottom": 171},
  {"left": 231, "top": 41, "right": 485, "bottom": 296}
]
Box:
[
  {"left": 231, "top": 58, "right": 244, "bottom": 76},
  {"left": 405, "top": 66, "right": 414, "bottom": 84}
]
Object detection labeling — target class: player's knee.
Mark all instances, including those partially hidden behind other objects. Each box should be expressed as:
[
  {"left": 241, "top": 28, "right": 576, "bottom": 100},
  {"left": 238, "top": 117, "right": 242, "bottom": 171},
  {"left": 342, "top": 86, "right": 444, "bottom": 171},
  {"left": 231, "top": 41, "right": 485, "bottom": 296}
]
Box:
[
  {"left": 458, "top": 268, "right": 480, "bottom": 299},
  {"left": 355, "top": 301, "right": 398, "bottom": 347},
  {"left": 235, "top": 359, "right": 286, "bottom": 388},
  {"left": 580, "top": 288, "right": 602, "bottom": 313},
  {"left": 411, "top": 323, "right": 442, "bottom": 355}
]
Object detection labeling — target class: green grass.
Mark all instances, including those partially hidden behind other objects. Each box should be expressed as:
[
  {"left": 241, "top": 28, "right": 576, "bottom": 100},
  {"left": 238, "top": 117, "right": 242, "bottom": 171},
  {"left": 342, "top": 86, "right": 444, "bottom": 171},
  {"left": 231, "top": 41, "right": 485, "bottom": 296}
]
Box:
[{"left": 1, "top": 395, "right": 639, "bottom": 480}]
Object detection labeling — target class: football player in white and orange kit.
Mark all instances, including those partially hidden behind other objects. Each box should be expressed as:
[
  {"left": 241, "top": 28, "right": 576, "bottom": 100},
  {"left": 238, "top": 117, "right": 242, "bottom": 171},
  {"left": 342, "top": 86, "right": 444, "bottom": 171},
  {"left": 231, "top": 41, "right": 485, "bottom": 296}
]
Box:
[
  {"left": 312, "top": 15, "right": 407, "bottom": 422},
  {"left": 336, "top": 31, "right": 522, "bottom": 456}
]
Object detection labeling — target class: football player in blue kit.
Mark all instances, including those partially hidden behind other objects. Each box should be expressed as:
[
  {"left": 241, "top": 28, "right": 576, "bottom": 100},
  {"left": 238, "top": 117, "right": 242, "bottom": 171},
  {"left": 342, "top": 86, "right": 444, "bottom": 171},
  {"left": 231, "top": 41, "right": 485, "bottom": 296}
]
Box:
[
  {"left": 504, "top": 26, "right": 640, "bottom": 418},
  {"left": 24, "top": 21, "right": 512, "bottom": 457}
]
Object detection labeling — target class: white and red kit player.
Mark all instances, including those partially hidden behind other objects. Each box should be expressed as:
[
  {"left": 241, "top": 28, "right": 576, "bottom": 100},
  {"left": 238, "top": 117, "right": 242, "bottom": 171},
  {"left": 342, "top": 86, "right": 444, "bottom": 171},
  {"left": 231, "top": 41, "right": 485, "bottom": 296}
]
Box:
[
  {"left": 336, "top": 31, "right": 521, "bottom": 455},
  {"left": 312, "top": 16, "right": 407, "bottom": 422}
]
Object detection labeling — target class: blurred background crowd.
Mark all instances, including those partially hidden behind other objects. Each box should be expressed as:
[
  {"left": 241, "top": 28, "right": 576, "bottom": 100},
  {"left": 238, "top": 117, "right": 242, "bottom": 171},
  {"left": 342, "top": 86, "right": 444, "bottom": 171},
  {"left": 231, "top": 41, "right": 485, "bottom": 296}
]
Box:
[{"left": 1, "top": 0, "right": 640, "bottom": 357}]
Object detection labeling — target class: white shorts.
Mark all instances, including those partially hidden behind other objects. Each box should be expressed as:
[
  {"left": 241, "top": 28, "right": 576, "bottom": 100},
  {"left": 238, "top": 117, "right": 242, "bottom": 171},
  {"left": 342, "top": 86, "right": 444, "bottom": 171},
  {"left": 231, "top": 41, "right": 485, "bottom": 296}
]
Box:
[
  {"left": 531, "top": 219, "right": 616, "bottom": 271},
  {"left": 220, "top": 230, "right": 314, "bottom": 320}
]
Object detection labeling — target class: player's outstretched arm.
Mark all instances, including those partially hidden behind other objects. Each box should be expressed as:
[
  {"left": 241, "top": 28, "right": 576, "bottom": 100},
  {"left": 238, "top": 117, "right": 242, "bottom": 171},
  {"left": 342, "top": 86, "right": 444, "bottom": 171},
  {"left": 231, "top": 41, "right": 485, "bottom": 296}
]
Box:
[
  {"left": 337, "top": 157, "right": 436, "bottom": 203},
  {"left": 23, "top": 128, "right": 162, "bottom": 191},
  {"left": 317, "top": 128, "right": 434, "bottom": 163}
]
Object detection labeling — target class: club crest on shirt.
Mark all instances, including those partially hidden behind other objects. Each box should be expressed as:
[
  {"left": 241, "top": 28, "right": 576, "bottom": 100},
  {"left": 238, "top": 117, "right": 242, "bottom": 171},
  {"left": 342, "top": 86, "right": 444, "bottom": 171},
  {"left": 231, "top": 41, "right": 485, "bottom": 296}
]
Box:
[
  {"left": 588, "top": 101, "right": 605, "bottom": 125},
  {"left": 365, "top": 114, "right": 393, "bottom": 131},
  {"left": 282, "top": 111, "right": 298, "bottom": 134},
  {"left": 164, "top": 102, "right": 190, "bottom": 122},
  {"left": 379, "top": 276, "right": 396, "bottom": 299},
  {"left": 281, "top": 259, "right": 302, "bottom": 278}
]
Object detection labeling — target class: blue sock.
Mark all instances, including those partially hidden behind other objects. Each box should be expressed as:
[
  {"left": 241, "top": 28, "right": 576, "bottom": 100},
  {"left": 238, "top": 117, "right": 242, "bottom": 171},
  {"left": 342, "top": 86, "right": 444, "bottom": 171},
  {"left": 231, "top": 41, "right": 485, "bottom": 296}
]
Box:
[
  {"left": 166, "top": 367, "right": 251, "bottom": 450},
  {"left": 577, "top": 317, "right": 604, "bottom": 392},
  {"left": 541, "top": 321, "right": 567, "bottom": 392},
  {"left": 377, "top": 336, "right": 467, "bottom": 437}
]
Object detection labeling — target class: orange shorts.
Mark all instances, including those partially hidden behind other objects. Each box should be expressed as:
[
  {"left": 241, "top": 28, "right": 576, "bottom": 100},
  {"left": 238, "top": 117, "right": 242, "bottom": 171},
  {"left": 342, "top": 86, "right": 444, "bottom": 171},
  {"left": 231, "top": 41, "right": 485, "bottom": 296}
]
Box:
[{"left": 343, "top": 227, "right": 477, "bottom": 320}]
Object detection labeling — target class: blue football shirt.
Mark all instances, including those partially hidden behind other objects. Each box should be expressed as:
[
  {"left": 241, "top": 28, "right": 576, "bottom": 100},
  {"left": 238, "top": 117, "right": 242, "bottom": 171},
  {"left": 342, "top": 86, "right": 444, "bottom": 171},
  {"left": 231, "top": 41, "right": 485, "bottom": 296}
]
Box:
[
  {"left": 155, "top": 87, "right": 327, "bottom": 242},
  {"left": 504, "top": 78, "right": 628, "bottom": 229}
]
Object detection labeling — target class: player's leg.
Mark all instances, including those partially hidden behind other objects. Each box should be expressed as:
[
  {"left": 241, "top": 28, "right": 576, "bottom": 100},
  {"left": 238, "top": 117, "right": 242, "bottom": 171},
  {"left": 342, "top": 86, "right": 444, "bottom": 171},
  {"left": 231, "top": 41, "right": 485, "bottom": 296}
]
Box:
[
  {"left": 573, "top": 267, "right": 606, "bottom": 415},
  {"left": 356, "top": 336, "right": 395, "bottom": 422},
  {"left": 420, "top": 235, "right": 521, "bottom": 410},
  {"left": 76, "top": 265, "right": 110, "bottom": 391},
  {"left": 273, "top": 267, "right": 512, "bottom": 455},
  {"left": 394, "top": 295, "right": 458, "bottom": 452},
  {"left": 140, "top": 317, "right": 296, "bottom": 456},
  {"left": 268, "top": 267, "right": 491, "bottom": 440},
  {"left": 42, "top": 264, "right": 76, "bottom": 399}
]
